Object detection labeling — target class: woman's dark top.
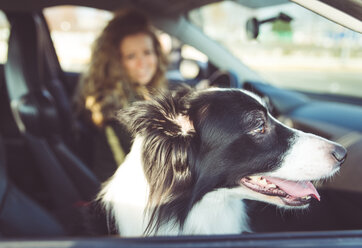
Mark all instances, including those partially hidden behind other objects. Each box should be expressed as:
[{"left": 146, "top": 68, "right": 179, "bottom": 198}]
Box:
[{"left": 75, "top": 118, "right": 132, "bottom": 182}]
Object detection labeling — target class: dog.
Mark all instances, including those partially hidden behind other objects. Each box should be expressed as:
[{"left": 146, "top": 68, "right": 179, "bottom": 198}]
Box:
[{"left": 98, "top": 87, "right": 346, "bottom": 236}]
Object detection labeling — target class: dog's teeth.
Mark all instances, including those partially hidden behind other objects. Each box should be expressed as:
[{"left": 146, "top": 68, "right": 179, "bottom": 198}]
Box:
[
  {"left": 260, "top": 178, "right": 268, "bottom": 186},
  {"left": 249, "top": 176, "right": 261, "bottom": 181},
  {"left": 269, "top": 184, "right": 277, "bottom": 188},
  {"left": 302, "top": 196, "right": 311, "bottom": 200}
]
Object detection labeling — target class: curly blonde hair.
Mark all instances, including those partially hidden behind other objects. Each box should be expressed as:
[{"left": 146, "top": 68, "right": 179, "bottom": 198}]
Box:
[{"left": 73, "top": 8, "right": 168, "bottom": 127}]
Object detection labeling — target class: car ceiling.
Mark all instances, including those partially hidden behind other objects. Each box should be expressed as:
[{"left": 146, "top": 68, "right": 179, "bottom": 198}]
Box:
[
  {"left": 0, "top": 0, "right": 288, "bottom": 16},
  {"left": 320, "top": 0, "right": 362, "bottom": 21}
]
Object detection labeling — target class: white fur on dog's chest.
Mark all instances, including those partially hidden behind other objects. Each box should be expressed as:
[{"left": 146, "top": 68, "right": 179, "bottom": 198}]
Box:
[
  {"left": 99, "top": 137, "right": 150, "bottom": 236},
  {"left": 182, "top": 189, "right": 249, "bottom": 235},
  {"left": 100, "top": 137, "right": 249, "bottom": 236}
]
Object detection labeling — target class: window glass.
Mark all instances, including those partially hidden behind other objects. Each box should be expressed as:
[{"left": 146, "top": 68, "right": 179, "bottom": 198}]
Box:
[
  {"left": 0, "top": 11, "right": 10, "bottom": 63},
  {"left": 44, "top": 6, "right": 113, "bottom": 72},
  {"left": 189, "top": 1, "right": 362, "bottom": 97}
]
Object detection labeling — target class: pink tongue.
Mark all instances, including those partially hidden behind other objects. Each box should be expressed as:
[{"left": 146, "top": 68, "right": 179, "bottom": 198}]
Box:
[{"left": 264, "top": 176, "right": 320, "bottom": 201}]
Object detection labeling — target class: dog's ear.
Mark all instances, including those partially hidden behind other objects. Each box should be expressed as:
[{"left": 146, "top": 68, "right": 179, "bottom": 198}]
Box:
[
  {"left": 116, "top": 87, "right": 195, "bottom": 185},
  {"left": 116, "top": 85, "right": 193, "bottom": 135},
  {"left": 116, "top": 88, "right": 195, "bottom": 233}
]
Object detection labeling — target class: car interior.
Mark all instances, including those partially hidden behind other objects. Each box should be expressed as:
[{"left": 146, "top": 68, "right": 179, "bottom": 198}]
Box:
[
  {"left": 0, "top": 11, "right": 102, "bottom": 236},
  {"left": 0, "top": 0, "right": 362, "bottom": 246}
]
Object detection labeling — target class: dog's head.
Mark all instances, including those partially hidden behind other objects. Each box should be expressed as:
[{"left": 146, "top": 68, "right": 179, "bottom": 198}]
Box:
[{"left": 118, "top": 87, "right": 346, "bottom": 231}]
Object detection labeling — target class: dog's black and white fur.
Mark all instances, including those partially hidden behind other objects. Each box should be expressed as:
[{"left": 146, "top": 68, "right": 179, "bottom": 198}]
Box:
[{"left": 98, "top": 87, "right": 346, "bottom": 236}]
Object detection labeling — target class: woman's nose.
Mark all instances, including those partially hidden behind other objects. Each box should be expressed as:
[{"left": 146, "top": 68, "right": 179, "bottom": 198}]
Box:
[{"left": 136, "top": 56, "right": 146, "bottom": 68}]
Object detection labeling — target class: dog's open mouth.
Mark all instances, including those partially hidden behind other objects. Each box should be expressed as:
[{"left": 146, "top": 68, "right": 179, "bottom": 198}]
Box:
[{"left": 240, "top": 176, "right": 320, "bottom": 206}]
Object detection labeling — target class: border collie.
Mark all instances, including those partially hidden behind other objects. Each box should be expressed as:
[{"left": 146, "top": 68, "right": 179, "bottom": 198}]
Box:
[{"left": 98, "top": 87, "right": 346, "bottom": 236}]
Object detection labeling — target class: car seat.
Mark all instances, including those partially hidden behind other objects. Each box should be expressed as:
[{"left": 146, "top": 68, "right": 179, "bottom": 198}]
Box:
[
  {"left": 0, "top": 135, "right": 65, "bottom": 237},
  {"left": 4, "top": 12, "right": 100, "bottom": 212}
]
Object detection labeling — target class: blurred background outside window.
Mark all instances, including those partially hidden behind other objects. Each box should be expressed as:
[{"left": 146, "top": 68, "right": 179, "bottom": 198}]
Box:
[
  {"left": 0, "top": 11, "right": 9, "bottom": 63},
  {"left": 44, "top": 6, "right": 113, "bottom": 72},
  {"left": 189, "top": 1, "right": 362, "bottom": 97}
]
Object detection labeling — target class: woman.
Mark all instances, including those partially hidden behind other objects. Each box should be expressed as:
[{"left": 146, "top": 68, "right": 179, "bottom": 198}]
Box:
[{"left": 73, "top": 9, "right": 168, "bottom": 181}]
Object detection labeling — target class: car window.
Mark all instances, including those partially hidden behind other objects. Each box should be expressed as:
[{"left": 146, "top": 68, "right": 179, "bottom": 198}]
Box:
[
  {"left": 0, "top": 10, "right": 10, "bottom": 63},
  {"left": 44, "top": 6, "right": 207, "bottom": 77},
  {"left": 189, "top": 1, "right": 362, "bottom": 97},
  {"left": 44, "top": 6, "right": 113, "bottom": 72}
]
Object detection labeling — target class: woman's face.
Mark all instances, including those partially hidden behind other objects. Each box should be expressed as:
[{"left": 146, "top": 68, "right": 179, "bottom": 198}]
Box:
[{"left": 120, "top": 32, "right": 158, "bottom": 86}]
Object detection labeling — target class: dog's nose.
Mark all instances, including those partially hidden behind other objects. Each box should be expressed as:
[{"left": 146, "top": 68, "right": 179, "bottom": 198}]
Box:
[{"left": 332, "top": 145, "right": 347, "bottom": 164}]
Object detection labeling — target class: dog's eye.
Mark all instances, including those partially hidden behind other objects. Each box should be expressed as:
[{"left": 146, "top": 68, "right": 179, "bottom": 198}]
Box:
[{"left": 250, "top": 123, "right": 266, "bottom": 135}]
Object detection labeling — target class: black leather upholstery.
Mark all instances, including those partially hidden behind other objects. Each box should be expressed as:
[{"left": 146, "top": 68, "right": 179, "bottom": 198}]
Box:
[
  {"left": 4, "top": 12, "right": 100, "bottom": 212},
  {"left": 0, "top": 136, "right": 65, "bottom": 237}
]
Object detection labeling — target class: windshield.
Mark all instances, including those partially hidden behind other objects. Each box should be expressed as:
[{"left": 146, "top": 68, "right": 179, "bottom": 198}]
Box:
[{"left": 189, "top": 1, "right": 362, "bottom": 97}]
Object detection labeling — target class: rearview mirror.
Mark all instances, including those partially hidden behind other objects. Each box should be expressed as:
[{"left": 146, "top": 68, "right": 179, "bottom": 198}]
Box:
[{"left": 246, "top": 12, "right": 292, "bottom": 39}]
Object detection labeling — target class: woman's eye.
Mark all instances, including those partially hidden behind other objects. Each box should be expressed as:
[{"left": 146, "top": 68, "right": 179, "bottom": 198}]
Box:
[
  {"left": 124, "top": 53, "right": 135, "bottom": 60},
  {"left": 144, "top": 49, "right": 154, "bottom": 56}
]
